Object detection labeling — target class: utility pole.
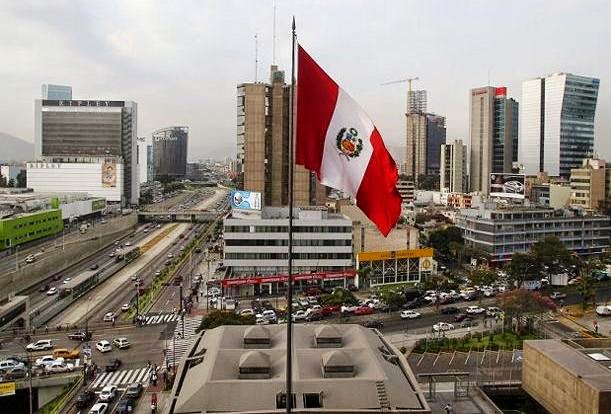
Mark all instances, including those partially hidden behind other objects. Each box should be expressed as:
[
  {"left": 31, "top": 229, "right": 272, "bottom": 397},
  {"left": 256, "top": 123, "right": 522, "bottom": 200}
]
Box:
[
  {"left": 28, "top": 352, "right": 33, "bottom": 414},
  {"left": 15, "top": 245, "right": 19, "bottom": 272},
  {"left": 179, "top": 285, "right": 184, "bottom": 339}
]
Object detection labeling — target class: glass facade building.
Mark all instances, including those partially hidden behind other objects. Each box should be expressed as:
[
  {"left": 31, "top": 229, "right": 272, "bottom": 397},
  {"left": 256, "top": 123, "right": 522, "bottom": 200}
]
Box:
[
  {"left": 152, "top": 126, "right": 189, "bottom": 179},
  {"left": 41, "top": 84, "right": 72, "bottom": 100},
  {"left": 520, "top": 73, "right": 599, "bottom": 177}
]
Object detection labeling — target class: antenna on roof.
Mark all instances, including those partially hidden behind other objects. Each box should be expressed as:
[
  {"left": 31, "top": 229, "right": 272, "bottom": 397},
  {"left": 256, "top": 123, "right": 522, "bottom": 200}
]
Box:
[
  {"left": 254, "top": 33, "right": 259, "bottom": 83},
  {"left": 272, "top": 0, "right": 277, "bottom": 64}
]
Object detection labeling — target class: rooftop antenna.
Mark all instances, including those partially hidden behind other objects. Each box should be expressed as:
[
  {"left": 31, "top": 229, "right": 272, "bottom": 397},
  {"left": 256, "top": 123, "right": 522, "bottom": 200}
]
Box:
[
  {"left": 254, "top": 33, "right": 259, "bottom": 82},
  {"left": 272, "top": 0, "right": 277, "bottom": 64}
]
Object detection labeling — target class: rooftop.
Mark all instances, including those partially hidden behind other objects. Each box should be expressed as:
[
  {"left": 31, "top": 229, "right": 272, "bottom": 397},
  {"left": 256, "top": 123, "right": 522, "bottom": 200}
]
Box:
[{"left": 166, "top": 324, "right": 430, "bottom": 413}]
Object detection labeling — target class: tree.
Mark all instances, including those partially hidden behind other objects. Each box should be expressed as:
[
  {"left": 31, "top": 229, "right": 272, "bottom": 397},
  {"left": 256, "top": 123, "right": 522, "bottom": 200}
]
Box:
[
  {"left": 15, "top": 170, "right": 26, "bottom": 188},
  {"left": 468, "top": 266, "right": 496, "bottom": 303},
  {"left": 0, "top": 175, "right": 6, "bottom": 187},
  {"left": 321, "top": 288, "right": 358, "bottom": 306},
  {"left": 428, "top": 226, "right": 463, "bottom": 255},
  {"left": 417, "top": 174, "right": 439, "bottom": 190},
  {"left": 507, "top": 252, "right": 542, "bottom": 288},
  {"left": 576, "top": 275, "right": 596, "bottom": 311},
  {"left": 497, "top": 289, "right": 556, "bottom": 332},
  {"left": 357, "top": 266, "right": 372, "bottom": 290},
  {"left": 531, "top": 236, "right": 573, "bottom": 276},
  {"left": 378, "top": 290, "right": 406, "bottom": 310},
  {"left": 7, "top": 178, "right": 15, "bottom": 188},
  {"left": 196, "top": 310, "right": 255, "bottom": 332}
]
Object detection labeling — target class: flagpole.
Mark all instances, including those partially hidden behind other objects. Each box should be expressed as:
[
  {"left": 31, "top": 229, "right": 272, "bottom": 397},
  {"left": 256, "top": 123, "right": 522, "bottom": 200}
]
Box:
[{"left": 286, "top": 16, "right": 296, "bottom": 414}]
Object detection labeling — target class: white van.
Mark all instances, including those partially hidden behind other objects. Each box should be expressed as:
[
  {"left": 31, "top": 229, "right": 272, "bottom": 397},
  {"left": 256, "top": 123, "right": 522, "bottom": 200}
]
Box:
[
  {"left": 89, "top": 403, "right": 108, "bottom": 414},
  {"left": 596, "top": 305, "right": 611, "bottom": 316}
]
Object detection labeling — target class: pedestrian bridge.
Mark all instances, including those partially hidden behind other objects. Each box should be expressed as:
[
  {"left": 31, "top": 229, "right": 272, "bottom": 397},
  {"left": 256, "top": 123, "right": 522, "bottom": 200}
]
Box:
[{"left": 138, "top": 210, "right": 218, "bottom": 223}]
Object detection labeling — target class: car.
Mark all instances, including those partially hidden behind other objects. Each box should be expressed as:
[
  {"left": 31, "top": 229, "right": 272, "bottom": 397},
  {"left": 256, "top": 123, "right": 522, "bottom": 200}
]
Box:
[
  {"left": 292, "top": 310, "right": 307, "bottom": 321},
  {"left": 298, "top": 298, "right": 309, "bottom": 307},
  {"left": 75, "top": 390, "right": 96, "bottom": 408},
  {"left": 167, "top": 253, "right": 174, "bottom": 258},
  {"left": 39, "top": 284, "right": 49, "bottom": 293},
  {"left": 112, "top": 337, "right": 130, "bottom": 349},
  {"left": 25, "top": 255, "right": 36, "bottom": 264},
  {"left": 105, "top": 359, "right": 122, "bottom": 372},
  {"left": 125, "top": 382, "right": 143, "bottom": 399},
  {"left": 400, "top": 310, "right": 422, "bottom": 319},
  {"left": 96, "top": 340, "right": 112, "bottom": 353},
  {"left": 98, "top": 385, "right": 117, "bottom": 402},
  {"left": 121, "top": 303, "right": 130, "bottom": 312},
  {"left": 461, "top": 319, "right": 479, "bottom": 328},
  {"left": 441, "top": 306, "right": 460, "bottom": 314},
  {"left": 90, "top": 263, "right": 99, "bottom": 270},
  {"left": 35, "top": 355, "right": 58, "bottom": 366},
  {"left": 0, "top": 360, "right": 24, "bottom": 373},
  {"left": 5, "top": 366, "right": 28, "bottom": 380},
  {"left": 454, "top": 313, "right": 469, "bottom": 322},
  {"left": 89, "top": 403, "right": 109, "bottom": 414},
  {"left": 321, "top": 304, "right": 341, "bottom": 316},
  {"left": 256, "top": 317, "right": 271, "bottom": 325},
  {"left": 115, "top": 398, "right": 135, "bottom": 414},
  {"left": 364, "top": 320, "right": 384, "bottom": 329},
  {"left": 305, "top": 311, "right": 323, "bottom": 322},
  {"left": 45, "top": 361, "right": 74, "bottom": 373},
  {"left": 109, "top": 252, "right": 116, "bottom": 258},
  {"left": 103, "top": 312, "right": 116, "bottom": 322},
  {"left": 68, "top": 331, "right": 91, "bottom": 341},
  {"left": 62, "top": 277, "right": 72, "bottom": 284},
  {"left": 260, "top": 309, "right": 277, "bottom": 320},
  {"left": 433, "top": 322, "right": 454, "bottom": 332},
  {"left": 52, "top": 348, "right": 79, "bottom": 359},
  {"left": 354, "top": 306, "right": 375, "bottom": 316},
  {"left": 550, "top": 292, "right": 567, "bottom": 300},
  {"left": 403, "top": 297, "right": 428, "bottom": 310},
  {"left": 26, "top": 339, "right": 53, "bottom": 352},
  {"left": 125, "top": 241, "right": 131, "bottom": 246},
  {"left": 340, "top": 305, "right": 359, "bottom": 313},
  {"left": 486, "top": 307, "right": 502, "bottom": 317},
  {"left": 596, "top": 305, "right": 611, "bottom": 316},
  {"left": 46, "top": 287, "right": 58, "bottom": 296},
  {"left": 155, "top": 270, "right": 162, "bottom": 277},
  {"left": 465, "top": 306, "right": 485, "bottom": 315}
]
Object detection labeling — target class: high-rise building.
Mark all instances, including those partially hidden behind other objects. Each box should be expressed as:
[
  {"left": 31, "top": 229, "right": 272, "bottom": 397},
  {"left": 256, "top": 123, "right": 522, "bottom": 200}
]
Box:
[
  {"left": 405, "top": 113, "right": 446, "bottom": 179},
  {"left": 238, "top": 65, "right": 311, "bottom": 207},
  {"left": 29, "top": 99, "right": 139, "bottom": 205},
  {"left": 146, "top": 144, "right": 154, "bottom": 182},
  {"left": 440, "top": 139, "right": 468, "bottom": 193},
  {"left": 407, "top": 89, "right": 427, "bottom": 113},
  {"left": 136, "top": 137, "right": 148, "bottom": 184},
  {"left": 152, "top": 126, "right": 188, "bottom": 179},
  {"left": 41, "top": 84, "right": 72, "bottom": 100},
  {"left": 520, "top": 73, "right": 600, "bottom": 177},
  {"left": 570, "top": 158, "right": 606, "bottom": 211},
  {"left": 469, "top": 86, "right": 518, "bottom": 195}
]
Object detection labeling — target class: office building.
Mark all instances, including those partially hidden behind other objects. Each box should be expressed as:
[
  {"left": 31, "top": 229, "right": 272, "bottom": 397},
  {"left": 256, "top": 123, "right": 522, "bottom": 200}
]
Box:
[
  {"left": 440, "top": 139, "right": 467, "bottom": 193},
  {"left": 146, "top": 145, "right": 155, "bottom": 182},
  {"left": 520, "top": 73, "right": 600, "bottom": 177},
  {"left": 396, "top": 178, "right": 416, "bottom": 204},
  {"left": 405, "top": 113, "right": 446, "bottom": 179},
  {"left": 136, "top": 137, "right": 148, "bottom": 184},
  {"left": 41, "top": 84, "right": 72, "bottom": 100},
  {"left": 456, "top": 205, "right": 610, "bottom": 264},
  {"left": 152, "top": 126, "right": 188, "bottom": 179},
  {"left": 523, "top": 339, "right": 611, "bottom": 414},
  {"left": 222, "top": 207, "right": 353, "bottom": 295},
  {"left": 570, "top": 158, "right": 606, "bottom": 211},
  {"left": 469, "top": 86, "right": 518, "bottom": 195},
  {"left": 238, "top": 65, "right": 311, "bottom": 207},
  {"left": 166, "top": 324, "right": 431, "bottom": 414},
  {"left": 407, "top": 89, "right": 427, "bottom": 113},
  {"left": 30, "top": 99, "right": 139, "bottom": 206}
]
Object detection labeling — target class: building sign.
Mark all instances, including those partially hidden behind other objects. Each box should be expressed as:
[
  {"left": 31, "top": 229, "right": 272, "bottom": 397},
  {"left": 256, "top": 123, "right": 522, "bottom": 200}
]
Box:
[
  {"left": 490, "top": 173, "right": 525, "bottom": 199},
  {"left": 102, "top": 162, "right": 117, "bottom": 188},
  {"left": 221, "top": 270, "right": 356, "bottom": 288},
  {"left": 27, "top": 162, "right": 62, "bottom": 169},
  {"left": 0, "top": 382, "right": 15, "bottom": 397},
  {"left": 43, "top": 100, "right": 125, "bottom": 107},
  {"left": 357, "top": 248, "right": 434, "bottom": 262},
  {"left": 91, "top": 198, "right": 107, "bottom": 211},
  {"left": 419, "top": 257, "right": 433, "bottom": 272},
  {"left": 230, "top": 190, "right": 261, "bottom": 210},
  {"left": 153, "top": 135, "right": 179, "bottom": 142}
]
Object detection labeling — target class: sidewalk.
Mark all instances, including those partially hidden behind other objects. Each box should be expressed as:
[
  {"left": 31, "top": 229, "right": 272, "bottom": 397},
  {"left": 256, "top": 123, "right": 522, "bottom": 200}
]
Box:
[{"left": 134, "top": 389, "right": 171, "bottom": 414}]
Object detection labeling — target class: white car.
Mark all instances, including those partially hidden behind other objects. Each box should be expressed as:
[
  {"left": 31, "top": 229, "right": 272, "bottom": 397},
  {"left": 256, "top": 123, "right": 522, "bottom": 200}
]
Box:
[
  {"left": 90, "top": 403, "right": 109, "bottom": 414},
  {"left": 340, "top": 305, "right": 359, "bottom": 313},
  {"left": 96, "top": 340, "right": 112, "bottom": 353},
  {"left": 46, "top": 287, "right": 58, "bottom": 296},
  {"left": 35, "top": 355, "right": 58, "bottom": 366},
  {"left": 261, "top": 309, "right": 277, "bottom": 320},
  {"left": 292, "top": 310, "right": 307, "bottom": 321},
  {"left": 298, "top": 298, "right": 309, "bottom": 307},
  {"left": 167, "top": 253, "right": 174, "bottom": 258},
  {"left": 112, "top": 337, "right": 130, "bottom": 349},
  {"left": 0, "top": 360, "right": 24, "bottom": 372},
  {"left": 63, "top": 278, "right": 72, "bottom": 284},
  {"left": 256, "top": 317, "right": 271, "bottom": 325},
  {"left": 486, "top": 307, "right": 502, "bottom": 317},
  {"left": 400, "top": 310, "right": 421, "bottom": 319},
  {"left": 99, "top": 385, "right": 117, "bottom": 402},
  {"left": 433, "top": 322, "right": 454, "bottom": 332},
  {"left": 26, "top": 339, "right": 53, "bottom": 352},
  {"left": 125, "top": 241, "right": 131, "bottom": 246},
  {"left": 466, "top": 306, "right": 485, "bottom": 315},
  {"left": 25, "top": 255, "right": 36, "bottom": 264},
  {"left": 45, "top": 362, "right": 74, "bottom": 373},
  {"left": 103, "top": 312, "right": 116, "bottom": 322},
  {"left": 240, "top": 308, "right": 255, "bottom": 316},
  {"left": 121, "top": 303, "right": 130, "bottom": 312}
]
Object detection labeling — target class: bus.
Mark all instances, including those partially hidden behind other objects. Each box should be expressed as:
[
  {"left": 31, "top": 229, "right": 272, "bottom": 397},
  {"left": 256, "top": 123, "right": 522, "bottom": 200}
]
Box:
[
  {"left": 0, "top": 296, "right": 29, "bottom": 331},
  {"left": 59, "top": 269, "right": 101, "bottom": 300},
  {"left": 116, "top": 246, "right": 141, "bottom": 263}
]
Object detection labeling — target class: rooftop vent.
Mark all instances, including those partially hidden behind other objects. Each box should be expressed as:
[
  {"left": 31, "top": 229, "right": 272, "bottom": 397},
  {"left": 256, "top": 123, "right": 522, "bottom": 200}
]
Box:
[
  {"left": 238, "top": 351, "right": 271, "bottom": 379},
  {"left": 315, "top": 325, "right": 342, "bottom": 348},
  {"left": 243, "top": 325, "right": 272, "bottom": 349},
  {"left": 322, "top": 350, "right": 354, "bottom": 378}
]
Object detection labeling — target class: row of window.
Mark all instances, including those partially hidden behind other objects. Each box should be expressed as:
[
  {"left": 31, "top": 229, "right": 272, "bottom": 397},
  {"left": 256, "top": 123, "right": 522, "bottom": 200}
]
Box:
[
  {"left": 225, "top": 225, "right": 352, "bottom": 233},
  {"left": 225, "top": 253, "right": 352, "bottom": 260},
  {"left": 224, "top": 239, "right": 351, "bottom": 247},
  {"left": 10, "top": 215, "right": 57, "bottom": 230}
]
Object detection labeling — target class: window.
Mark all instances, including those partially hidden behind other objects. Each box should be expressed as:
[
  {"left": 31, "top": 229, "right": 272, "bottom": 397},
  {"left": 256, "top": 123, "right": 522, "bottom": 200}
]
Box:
[
  {"left": 276, "top": 393, "right": 297, "bottom": 409},
  {"left": 303, "top": 393, "right": 323, "bottom": 408}
]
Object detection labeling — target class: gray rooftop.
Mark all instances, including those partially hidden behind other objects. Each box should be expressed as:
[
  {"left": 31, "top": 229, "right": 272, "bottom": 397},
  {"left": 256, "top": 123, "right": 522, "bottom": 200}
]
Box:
[{"left": 166, "top": 324, "right": 430, "bottom": 413}]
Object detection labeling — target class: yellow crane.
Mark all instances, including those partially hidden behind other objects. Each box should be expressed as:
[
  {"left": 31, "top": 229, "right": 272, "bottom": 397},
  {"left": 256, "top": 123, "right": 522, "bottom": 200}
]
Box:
[{"left": 381, "top": 77, "right": 420, "bottom": 113}]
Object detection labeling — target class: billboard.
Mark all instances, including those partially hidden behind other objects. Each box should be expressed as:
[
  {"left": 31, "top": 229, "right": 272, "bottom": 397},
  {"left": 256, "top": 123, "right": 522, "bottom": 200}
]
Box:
[
  {"left": 101, "top": 161, "right": 117, "bottom": 188},
  {"left": 0, "top": 382, "right": 15, "bottom": 397},
  {"left": 230, "top": 190, "right": 261, "bottom": 210},
  {"left": 490, "top": 173, "right": 525, "bottom": 199}
]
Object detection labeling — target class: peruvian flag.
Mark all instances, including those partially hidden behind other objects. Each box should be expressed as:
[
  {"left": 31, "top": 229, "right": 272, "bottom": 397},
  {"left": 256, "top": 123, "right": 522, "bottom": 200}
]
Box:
[{"left": 296, "top": 46, "right": 401, "bottom": 236}]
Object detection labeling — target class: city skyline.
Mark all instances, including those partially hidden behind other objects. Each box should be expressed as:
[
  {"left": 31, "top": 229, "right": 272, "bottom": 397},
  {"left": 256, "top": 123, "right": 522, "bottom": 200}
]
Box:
[{"left": 0, "top": 1, "right": 609, "bottom": 163}]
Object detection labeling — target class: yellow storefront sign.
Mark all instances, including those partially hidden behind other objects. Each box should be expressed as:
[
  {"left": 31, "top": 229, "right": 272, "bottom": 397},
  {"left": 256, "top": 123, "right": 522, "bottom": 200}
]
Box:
[
  {"left": 0, "top": 382, "right": 16, "bottom": 397},
  {"left": 357, "top": 248, "right": 434, "bottom": 262}
]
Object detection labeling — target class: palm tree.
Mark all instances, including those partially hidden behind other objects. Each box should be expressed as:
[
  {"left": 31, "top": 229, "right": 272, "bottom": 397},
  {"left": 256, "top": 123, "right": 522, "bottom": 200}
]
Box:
[{"left": 357, "top": 266, "right": 372, "bottom": 291}]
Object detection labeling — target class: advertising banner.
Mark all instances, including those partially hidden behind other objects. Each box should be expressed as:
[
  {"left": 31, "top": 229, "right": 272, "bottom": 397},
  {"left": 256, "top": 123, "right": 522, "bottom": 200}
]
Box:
[
  {"left": 490, "top": 173, "right": 525, "bottom": 199},
  {"left": 230, "top": 190, "right": 261, "bottom": 210},
  {"left": 221, "top": 270, "right": 356, "bottom": 287},
  {"left": 0, "top": 382, "right": 15, "bottom": 397},
  {"left": 101, "top": 162, "right": 117, "bottom": 188}
]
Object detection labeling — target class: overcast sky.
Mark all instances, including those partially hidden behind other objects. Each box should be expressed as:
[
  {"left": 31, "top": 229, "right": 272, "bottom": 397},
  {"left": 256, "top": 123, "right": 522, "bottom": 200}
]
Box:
[{"left": 0, "top": 1, "right": 609, "bottom": 162}]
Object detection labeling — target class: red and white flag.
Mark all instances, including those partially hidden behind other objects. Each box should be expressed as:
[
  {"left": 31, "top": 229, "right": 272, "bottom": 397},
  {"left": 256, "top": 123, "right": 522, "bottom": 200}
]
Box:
[{"left": 296, "top": 46, "right": 401, "bottom": 236}]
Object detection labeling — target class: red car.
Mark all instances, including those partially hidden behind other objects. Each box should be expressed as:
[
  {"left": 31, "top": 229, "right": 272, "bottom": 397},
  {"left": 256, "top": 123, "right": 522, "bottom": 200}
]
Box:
[
  {"left": 321, "top": 305, "right": 341, "bottom": 316},
  {"left": 354, "top": 306, "right": 375, "bottom": 316}
]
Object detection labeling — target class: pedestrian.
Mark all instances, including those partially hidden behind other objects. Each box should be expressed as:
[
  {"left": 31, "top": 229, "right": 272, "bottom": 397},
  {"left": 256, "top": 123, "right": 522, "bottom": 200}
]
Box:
[
  {"left": 45, "top": 325, "right": 48, "bottom": 334},
  {"left": 152, "top": 373, "right": 158, "bottom": 386},
  {"left": 112, "top": 317, "right": 116, "bottom": 327},
  {"left": 147, "top": 360, "right": 151, "bottom": 370}
]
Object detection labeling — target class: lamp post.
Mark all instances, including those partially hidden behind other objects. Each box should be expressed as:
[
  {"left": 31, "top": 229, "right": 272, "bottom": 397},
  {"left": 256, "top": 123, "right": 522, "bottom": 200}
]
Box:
[{"left": 15, "top": 245, "right": 20, "bottom": 272}]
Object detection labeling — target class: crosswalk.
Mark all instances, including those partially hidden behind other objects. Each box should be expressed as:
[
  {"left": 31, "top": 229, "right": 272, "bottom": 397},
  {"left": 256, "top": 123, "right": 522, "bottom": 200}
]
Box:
[
  {"left": 141, "top": 312, "right": 180, "bottom": 325},
  {"left": 163, "top": 316, "right": 201, "bottom": 367},
  {"left": 90, "top": 367, "right": 151, "bottom": 390}
]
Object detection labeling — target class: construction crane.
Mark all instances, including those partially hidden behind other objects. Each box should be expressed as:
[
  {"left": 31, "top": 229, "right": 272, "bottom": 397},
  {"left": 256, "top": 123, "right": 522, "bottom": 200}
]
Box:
[{"left": 381, "top": 77, "right": 422, "bottom": 113}]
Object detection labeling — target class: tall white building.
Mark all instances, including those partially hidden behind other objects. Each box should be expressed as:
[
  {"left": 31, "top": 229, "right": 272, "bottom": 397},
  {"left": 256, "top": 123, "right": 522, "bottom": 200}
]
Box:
[
  {"left": 440, "top": 139, "right": 468, "bottom": 193},
  {"left": 520, "top": 73, "right": 600, "bottom": 177}
]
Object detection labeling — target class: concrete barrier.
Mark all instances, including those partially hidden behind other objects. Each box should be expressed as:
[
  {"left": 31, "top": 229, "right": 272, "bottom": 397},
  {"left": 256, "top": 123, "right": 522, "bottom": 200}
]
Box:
[{"left": 0, "top": 214, "right": 138, "bottom": 298}]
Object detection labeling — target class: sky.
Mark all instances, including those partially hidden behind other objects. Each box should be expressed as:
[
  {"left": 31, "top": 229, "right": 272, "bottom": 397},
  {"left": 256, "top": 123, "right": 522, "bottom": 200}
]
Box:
[{"left": 0, "top": 0, "right": 609, "bottom": 162}]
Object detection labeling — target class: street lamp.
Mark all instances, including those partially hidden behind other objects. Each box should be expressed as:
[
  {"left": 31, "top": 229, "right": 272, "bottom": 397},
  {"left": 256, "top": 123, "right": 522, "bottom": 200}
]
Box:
[{"left": 15, "top": 245, "right": 20, "bottom": 272}]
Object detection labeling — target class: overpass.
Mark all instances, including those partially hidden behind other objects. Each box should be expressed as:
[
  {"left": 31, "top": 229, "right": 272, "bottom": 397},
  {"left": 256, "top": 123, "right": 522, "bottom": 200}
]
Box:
[
  {"left": 138, "top": 210, "right": 219, "bottom": 223},
  {"left": 1, "top": 372, "right": 81, "bottom": 413}
]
